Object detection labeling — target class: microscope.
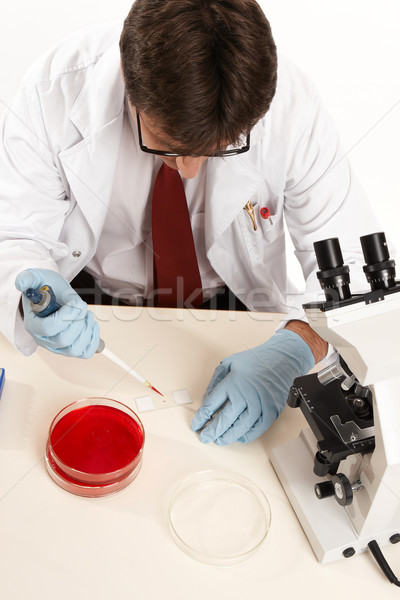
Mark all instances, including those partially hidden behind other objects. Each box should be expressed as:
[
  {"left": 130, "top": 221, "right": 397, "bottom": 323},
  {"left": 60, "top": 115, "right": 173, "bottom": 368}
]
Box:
[{"left": 270, "top": 232, "right": 400, "bottom": 575}]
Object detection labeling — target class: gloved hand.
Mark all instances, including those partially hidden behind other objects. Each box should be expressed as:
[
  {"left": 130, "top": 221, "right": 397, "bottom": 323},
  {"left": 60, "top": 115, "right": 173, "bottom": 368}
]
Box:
[
  {"left": 15, "top": 268, "right": 100, "bottom": 358},
  {"left": 191, "top": 329, "right": 315, "bottom": 445}
]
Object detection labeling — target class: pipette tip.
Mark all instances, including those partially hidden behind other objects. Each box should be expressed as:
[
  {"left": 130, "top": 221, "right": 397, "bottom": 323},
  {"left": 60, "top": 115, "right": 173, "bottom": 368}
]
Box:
[
  {"left": 144, "top": 379, "right": 164, "bottom": 397},
  {"left": 151, "top": 386, "right": 164, "bottom": 397}
]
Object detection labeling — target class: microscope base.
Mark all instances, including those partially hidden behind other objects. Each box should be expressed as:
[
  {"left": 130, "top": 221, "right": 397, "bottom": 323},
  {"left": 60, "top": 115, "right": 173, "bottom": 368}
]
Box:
[{"left": 270, "top": 428, "right": 396, "bottom": 563}]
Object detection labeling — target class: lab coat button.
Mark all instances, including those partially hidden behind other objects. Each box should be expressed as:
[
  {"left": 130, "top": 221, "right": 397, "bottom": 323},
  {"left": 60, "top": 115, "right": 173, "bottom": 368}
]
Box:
[{"left": 72, "top": 250, "right": 81, "bottom": 258}]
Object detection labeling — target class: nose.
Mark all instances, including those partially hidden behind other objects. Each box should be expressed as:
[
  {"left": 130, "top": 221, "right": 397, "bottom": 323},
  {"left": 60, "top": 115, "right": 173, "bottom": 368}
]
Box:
[{"left": 176, "top": 155, "right": 207, "bottom": 179}]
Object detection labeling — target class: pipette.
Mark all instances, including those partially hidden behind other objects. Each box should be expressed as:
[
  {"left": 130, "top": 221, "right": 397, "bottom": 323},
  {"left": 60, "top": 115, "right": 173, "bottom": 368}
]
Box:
[
  {"left": 25, "top": 284, "right": 163, "bottom": 396},
  {"left": 96, "top": 341, "right": 162, "bottom": 395}
]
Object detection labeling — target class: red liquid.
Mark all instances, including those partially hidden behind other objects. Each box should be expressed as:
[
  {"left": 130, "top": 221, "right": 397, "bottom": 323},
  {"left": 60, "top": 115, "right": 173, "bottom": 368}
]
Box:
[{"left": 50, "top": 405, "right": 143, "bottom": 475}]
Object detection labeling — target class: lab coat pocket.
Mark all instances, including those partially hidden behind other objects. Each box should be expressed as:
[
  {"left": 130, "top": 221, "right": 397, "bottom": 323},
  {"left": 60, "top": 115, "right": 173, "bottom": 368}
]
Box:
[{"left": 238, "top": 198, "right": 284, "bottom": 267}]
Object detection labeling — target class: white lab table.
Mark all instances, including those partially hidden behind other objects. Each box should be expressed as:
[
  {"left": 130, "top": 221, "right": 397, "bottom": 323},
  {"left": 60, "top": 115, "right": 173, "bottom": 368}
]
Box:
[{"left": 0, "top": 306, "right": 398, "bottom": 599}]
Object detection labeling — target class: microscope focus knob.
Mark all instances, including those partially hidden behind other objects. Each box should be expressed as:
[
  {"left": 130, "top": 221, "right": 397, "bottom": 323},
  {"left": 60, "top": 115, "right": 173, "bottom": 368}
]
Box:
[
  {"left": 331, "top": 474, "right": 363, "bottom": 506},
  {"left": 315, "top": 474, "right": 364, "bottom": 506},
  {"left": 314, "top": 480, "right": 335, "bottom": 499},
  {"left": 331, "top": 474, "right": 353, "bottom": 506}
]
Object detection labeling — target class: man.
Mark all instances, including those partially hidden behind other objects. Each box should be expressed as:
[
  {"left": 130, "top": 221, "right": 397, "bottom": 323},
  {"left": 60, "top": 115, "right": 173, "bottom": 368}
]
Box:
[{"left": 0, "top": 0, "right": 380, "bottom": 445}]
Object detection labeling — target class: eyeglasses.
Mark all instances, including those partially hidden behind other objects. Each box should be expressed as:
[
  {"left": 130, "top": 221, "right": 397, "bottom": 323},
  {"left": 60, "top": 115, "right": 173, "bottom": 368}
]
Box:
[{"left": 136, "top": 111, "right": 250, "bottom": 158}]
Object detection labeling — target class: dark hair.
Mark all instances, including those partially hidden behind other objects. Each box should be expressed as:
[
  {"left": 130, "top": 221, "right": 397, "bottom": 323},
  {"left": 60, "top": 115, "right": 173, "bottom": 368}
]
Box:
[{"left": 120, "top": 0, "right": 277, "bottom": 155}]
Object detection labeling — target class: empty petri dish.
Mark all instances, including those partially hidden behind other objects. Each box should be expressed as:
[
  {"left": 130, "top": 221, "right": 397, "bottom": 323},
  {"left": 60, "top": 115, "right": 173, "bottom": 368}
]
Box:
[
  {"left": 45, "top": 397, "right": 144, "bottom": 497},
  {"left": 168, "top": 470, "right": 271, "bottom": 565}
]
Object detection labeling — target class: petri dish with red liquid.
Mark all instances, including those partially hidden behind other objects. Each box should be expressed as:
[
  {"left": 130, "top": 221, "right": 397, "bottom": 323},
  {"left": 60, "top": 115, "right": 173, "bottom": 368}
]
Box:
[{"left": 45, "top": 397, "right": 145, "bottom": 497}]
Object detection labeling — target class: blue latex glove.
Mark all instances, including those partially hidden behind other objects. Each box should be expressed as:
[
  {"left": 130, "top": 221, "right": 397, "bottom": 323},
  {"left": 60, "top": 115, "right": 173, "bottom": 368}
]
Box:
[
  {"left": 15, "top": 268, "right": 100, "bottom": 358},
  {"left": 191, "top": 329, "right": 315, "bottom": 445}
]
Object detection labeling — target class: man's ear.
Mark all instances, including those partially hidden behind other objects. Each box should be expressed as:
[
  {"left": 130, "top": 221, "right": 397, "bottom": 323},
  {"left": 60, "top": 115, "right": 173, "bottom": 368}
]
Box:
[{"left": 120, "top": 60, "right": 125, "bottom": 82}]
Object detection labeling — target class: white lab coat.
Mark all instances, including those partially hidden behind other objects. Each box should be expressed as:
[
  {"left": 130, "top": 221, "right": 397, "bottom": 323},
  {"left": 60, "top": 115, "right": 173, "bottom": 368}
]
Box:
[{"left": 0, "top": 22, "right": 381, "bottom": 355}]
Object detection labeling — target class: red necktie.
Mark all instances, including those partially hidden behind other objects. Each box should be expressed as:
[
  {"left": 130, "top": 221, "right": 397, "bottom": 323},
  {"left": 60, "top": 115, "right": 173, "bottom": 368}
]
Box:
[{"left": 152, "top": 163, "right": 204, "bottom": 308}]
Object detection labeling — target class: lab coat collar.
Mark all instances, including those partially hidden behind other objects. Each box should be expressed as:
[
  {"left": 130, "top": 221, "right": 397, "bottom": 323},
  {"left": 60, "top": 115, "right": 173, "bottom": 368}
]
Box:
[
  {"left": 59, "top": 113, "right": 124, "bottom": 243},
  {"left": 68, "top": 41, "right": 125, "bottom": 139},
  {"left": 59, "top": 40, "right": 127, "bottom": 241}
]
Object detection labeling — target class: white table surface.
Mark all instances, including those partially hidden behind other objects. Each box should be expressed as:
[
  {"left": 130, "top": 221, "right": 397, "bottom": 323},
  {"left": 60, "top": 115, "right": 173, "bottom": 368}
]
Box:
[{"left": 0, "top": 306, "right": 398, "bottom": 599}]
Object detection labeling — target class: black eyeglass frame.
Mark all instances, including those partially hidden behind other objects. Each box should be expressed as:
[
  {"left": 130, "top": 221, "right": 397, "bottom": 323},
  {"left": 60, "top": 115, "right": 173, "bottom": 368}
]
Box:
[{"left": 136, "top": 111, "right": 250, "bottom": 158}]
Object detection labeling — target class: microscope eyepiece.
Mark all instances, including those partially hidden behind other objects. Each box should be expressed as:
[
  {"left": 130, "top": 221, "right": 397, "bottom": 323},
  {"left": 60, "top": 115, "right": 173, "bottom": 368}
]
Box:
[
  {"left": 360, "top": 232, "right": 396, "bottom": 291},
  {"left": 314, "top": 238, "right": 351, "bottom": 302},
  {"left": 314, "top": 237, "right": 344, "bottom": 271}
]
